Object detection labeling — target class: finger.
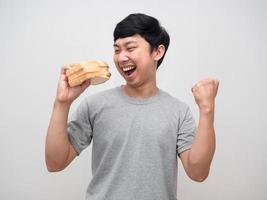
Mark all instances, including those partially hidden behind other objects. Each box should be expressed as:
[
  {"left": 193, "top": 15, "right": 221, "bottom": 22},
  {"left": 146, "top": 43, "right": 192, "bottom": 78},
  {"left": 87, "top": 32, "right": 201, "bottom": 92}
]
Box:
[
  {"left": 215, "top": 79, "right": 219, "bottom": 88},
  {"left": 61, "top": 65, "right": 72, "bottom": 75},
  {"left": 191, "top": 86, "right": 197, "bottom": 93},
  {"left": 60, "top": 65, "right": 73, "bottom": 83},
  {"left": 214, "top": 80, "right": 219, "bottom": 96}
]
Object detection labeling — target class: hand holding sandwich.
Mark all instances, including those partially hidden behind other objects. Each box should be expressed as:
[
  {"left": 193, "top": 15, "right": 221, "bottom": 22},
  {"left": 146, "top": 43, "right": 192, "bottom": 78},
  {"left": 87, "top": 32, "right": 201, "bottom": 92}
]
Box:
[
  {"left": 56, "top": 61, "right": 111, "bottom": 104},
  {"left": 45, "top": 60, "right": 111, "bottom": 172},
  {"left": 56, "top": 65, "right": 91, "bottom": 105}
]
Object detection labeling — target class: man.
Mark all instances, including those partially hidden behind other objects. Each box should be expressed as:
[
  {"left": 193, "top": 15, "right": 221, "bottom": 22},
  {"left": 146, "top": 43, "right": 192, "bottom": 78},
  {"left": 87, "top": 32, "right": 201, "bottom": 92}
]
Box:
[{"left": 45, "top": 13, "right": 219, "bottom": 200}]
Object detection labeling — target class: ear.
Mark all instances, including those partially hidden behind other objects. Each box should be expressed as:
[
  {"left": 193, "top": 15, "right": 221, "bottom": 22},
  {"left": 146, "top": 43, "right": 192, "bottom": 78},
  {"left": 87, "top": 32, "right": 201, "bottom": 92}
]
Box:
[{"left": 153, "top": 45, "right": 166, "bottom": 61}]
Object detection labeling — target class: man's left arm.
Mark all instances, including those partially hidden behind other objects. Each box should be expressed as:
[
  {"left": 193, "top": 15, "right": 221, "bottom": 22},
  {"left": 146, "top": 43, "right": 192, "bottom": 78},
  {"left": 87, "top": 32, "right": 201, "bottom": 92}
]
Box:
[{"left": 180, "top": 78, "right": 219, "bottom": 182}]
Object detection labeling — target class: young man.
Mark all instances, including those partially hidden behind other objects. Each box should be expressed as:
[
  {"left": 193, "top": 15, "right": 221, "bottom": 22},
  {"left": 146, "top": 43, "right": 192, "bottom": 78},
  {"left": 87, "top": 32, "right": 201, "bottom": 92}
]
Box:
[{"left": 45, "top": 13, "right": 219, "bottom": 200}]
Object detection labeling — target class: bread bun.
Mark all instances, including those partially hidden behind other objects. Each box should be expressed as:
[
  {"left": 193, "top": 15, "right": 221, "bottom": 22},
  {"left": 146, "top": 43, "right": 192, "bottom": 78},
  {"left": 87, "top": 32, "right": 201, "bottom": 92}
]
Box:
[{"left": 66, "top": 61, "right": 111, "bottom": 87}]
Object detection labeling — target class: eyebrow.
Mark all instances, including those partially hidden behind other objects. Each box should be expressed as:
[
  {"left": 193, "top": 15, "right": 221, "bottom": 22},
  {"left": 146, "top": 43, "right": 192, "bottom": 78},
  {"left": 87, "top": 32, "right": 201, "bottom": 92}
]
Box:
[{"left": 113, "top": 41, "right": 138, "bottom": 48}]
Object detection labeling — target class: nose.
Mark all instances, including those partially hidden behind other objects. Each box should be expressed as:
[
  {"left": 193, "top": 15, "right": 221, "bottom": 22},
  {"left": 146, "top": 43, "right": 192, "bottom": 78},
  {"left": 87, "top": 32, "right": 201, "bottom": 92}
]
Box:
[{"left": 117, "top": 51, "right": 129, "bottom": 63}]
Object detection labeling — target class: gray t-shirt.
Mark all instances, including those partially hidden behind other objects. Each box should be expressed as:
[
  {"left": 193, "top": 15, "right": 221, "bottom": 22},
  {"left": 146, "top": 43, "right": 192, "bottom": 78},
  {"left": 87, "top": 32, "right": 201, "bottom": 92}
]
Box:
[{"left": 68, "top": 86, "right": 196, "bottom": 200}]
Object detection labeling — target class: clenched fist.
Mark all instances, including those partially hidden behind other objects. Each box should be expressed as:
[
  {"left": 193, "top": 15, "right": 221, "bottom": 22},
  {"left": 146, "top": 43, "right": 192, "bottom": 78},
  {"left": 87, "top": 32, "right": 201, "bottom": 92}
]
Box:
[{"left": 192, "top": 78, "right": 219, "bottom": 112}]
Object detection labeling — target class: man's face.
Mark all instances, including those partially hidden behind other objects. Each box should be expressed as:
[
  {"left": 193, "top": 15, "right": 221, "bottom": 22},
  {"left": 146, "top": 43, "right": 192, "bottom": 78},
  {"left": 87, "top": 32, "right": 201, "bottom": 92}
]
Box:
[{"left": 113, "top": 34, "right": 157, "bottom": 87}]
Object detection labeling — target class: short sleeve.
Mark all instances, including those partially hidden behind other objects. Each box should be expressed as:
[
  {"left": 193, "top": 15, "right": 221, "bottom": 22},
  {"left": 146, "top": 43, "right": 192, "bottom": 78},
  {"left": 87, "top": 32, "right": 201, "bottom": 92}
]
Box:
[
  {"left": 176, "top": 106, "right": 196, "bottom": 156},
  {"left": 68, "top": 99, "right": 93, "bottom": 155}
]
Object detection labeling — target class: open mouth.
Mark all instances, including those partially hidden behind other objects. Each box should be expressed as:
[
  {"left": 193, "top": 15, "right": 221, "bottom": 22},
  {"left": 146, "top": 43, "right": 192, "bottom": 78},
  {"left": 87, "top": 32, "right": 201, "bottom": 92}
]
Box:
[{"left": 122, "top": 66, "right": 136, "bottom": 77}]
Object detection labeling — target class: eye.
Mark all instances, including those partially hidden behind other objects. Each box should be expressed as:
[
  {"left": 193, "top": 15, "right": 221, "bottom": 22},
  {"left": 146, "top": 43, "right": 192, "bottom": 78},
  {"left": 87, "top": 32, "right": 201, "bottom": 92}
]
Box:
[
  {"left": 127, "top": 47, "right": 136, "bottom": 52},
  {"left": 114, "top": 49, "right": 120, "bottom": 54}
]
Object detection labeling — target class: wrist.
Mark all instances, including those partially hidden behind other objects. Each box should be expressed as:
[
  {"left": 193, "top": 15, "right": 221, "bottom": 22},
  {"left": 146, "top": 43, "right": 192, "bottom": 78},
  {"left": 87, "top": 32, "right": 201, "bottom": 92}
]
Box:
[
  {"left": 198, "top": 101, "right": 215, "bottom": 113},
  {"left": 53, "top": 100, "right": 71, "bottom": 111},
  {"left": 199, "top": 106, "right": 214, "bottom": 114},
  {"left": 199, "top": 105, "right": 215, "bottom": 124}
]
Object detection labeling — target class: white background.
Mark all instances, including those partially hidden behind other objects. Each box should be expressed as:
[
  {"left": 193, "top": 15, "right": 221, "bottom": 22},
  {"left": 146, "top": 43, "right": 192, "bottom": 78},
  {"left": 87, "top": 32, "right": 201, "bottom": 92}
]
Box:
[{"left": 0, "top": 0, "right": 266, "bottom": 199}]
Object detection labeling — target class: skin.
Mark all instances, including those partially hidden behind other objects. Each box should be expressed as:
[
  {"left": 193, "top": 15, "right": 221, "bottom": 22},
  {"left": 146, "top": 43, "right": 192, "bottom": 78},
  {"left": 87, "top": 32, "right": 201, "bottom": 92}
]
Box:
[
  {"left": 182, "top": 78, "right": 219, "bottom": 181},
  {"left": 45, "top": 67, "right": 90, "bottom": 172},
  {"left": 113, "top": 34, "right": 164, "bottom": 98},
  {"left": 45, "top": 34, "right": 219, "bottom": 183}
]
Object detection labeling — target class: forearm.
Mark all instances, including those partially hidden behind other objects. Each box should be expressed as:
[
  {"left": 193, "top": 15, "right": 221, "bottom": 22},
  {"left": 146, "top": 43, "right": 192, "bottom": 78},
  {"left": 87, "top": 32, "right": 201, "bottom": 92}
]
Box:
[
  {"left": 188, "top": 108, "right": 216, "bottom": 180},
  {"left": 183, "top": 78, "right": 219, "bottom": 181},
  {"left": 45, "top": 101, "right": 72, "bottom": 170}
]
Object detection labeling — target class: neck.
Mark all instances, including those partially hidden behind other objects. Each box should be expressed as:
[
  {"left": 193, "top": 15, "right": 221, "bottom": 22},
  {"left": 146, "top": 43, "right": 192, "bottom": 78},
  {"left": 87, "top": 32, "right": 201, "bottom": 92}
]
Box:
[{"left": 123, "top": 81, "right": 158, "bottom": 99}]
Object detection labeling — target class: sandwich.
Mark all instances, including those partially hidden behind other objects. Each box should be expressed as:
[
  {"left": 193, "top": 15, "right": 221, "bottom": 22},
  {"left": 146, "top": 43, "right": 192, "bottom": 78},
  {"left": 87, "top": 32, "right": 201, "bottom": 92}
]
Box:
[{"left": 66, "top": 60, "right": 111, "bottom": 87}]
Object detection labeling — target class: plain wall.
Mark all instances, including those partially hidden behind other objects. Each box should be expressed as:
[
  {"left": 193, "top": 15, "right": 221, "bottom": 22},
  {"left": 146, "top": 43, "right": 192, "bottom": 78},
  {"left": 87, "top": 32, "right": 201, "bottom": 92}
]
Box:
[{"left": 0, "top": 0, "right": 266, "bottom": 199}]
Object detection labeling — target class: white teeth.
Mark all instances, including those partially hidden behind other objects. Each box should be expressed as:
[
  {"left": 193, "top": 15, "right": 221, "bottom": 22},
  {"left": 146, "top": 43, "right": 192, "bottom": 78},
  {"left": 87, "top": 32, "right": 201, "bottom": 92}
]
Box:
[{"left": 122, "top": 66, "right": 135, "bottom": 72}]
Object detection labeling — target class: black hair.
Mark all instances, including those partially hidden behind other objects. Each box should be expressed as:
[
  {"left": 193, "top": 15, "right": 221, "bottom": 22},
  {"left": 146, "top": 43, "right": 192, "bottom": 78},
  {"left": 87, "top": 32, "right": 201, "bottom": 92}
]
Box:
[{"left": 113, "top": 13, "right": 170, "bottom": 69}]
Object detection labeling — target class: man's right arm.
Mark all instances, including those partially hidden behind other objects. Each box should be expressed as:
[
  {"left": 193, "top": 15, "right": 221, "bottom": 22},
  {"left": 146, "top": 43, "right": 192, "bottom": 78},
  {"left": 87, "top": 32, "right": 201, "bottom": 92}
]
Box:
[
  {"left": 45, "top": 101, "right": 77, "bottom": 172},
  {"left": 45, "top": 65, "right": 91, "bottom": 172}
]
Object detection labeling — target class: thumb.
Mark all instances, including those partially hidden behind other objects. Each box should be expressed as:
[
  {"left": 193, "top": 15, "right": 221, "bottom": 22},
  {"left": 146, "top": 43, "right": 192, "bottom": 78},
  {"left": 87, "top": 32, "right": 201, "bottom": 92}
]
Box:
[{"left": 60, "top": 65, "right": 71, "bottom": 81}]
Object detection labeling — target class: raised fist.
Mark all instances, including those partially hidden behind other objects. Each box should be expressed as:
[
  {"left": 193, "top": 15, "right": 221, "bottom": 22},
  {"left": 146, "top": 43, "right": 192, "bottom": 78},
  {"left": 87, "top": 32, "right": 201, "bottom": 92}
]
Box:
[{"left": 191, "top": 78, "right": 219, "bottom": 111}]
